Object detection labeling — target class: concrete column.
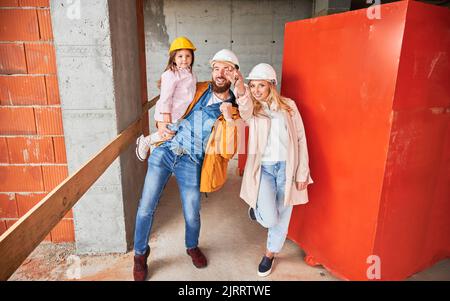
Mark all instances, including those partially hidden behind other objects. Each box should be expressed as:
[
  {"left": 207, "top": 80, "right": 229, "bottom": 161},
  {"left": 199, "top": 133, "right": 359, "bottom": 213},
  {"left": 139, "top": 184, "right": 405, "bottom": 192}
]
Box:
[
  {"left": 50, "top": 0, "right": 145, "bottom": 253},
  {"left": 313, "top": 0, "right": 351, "bottom": 16}
]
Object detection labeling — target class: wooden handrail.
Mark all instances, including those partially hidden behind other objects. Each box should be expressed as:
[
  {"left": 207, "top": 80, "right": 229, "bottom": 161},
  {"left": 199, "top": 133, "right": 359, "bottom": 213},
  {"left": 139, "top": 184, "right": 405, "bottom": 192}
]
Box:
[{"left": 0, "top": 95, "right": 159, "bottom": 281}]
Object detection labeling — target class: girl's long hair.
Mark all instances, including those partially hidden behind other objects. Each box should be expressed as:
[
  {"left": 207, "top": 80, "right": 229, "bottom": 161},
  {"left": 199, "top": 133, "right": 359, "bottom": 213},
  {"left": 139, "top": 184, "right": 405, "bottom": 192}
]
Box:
[
  {"left": 250, "top": 81, "right": 292, "bottom": 118},
  {"left": 157, "top": 49, "right": 195, "bottom": 89}
]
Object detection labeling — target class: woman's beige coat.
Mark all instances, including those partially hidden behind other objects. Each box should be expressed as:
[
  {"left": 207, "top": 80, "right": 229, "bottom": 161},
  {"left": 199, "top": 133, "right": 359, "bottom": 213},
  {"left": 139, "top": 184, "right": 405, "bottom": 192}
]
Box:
[{"left": 237, "top": 88, "right": 313, "bottom": 208}]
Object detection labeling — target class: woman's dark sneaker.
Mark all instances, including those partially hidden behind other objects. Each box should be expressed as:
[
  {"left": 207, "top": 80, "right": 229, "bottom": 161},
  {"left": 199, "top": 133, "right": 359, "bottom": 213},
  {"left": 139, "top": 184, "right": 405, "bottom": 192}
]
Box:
[{"left": 257, "top": 256, "right": 274, "bottom": 277}]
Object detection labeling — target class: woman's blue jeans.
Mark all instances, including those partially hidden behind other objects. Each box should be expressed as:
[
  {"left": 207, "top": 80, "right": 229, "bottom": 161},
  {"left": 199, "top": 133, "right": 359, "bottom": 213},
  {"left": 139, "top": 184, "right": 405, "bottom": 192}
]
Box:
[
  {"left": 133, "top": 145, "right": 202, "bottom": 255},
  {"left": 254, "top": 161, "right": 293, "bottom": 253}
]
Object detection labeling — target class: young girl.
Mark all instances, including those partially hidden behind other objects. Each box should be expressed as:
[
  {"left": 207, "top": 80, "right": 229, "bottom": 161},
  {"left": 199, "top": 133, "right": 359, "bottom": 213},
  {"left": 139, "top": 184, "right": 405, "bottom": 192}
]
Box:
[
  {"left": 233, "top": 63, "right": 313, "bottom": 277},
  {"left": 136, "top": 36, "right": 197, "bottom": 161}
]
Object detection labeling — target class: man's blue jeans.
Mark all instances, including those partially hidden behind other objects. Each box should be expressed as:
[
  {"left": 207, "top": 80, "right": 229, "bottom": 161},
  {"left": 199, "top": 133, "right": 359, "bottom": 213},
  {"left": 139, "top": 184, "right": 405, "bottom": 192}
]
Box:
[{"left": 134, "top": 145, "right": 202, "bottom": 255}]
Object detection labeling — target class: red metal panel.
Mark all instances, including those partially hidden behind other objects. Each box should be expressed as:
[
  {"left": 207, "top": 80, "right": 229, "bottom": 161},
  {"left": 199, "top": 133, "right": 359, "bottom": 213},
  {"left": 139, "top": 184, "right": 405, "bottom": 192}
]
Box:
[
  {"left": 393, "top": 1, "right": 450, "bottom": 111},
  {"left": 282, "top": 0, "right": 449, "bottom": 280},
  {"left": 373, "top": 1, "right": 450, "bottom": 280}
]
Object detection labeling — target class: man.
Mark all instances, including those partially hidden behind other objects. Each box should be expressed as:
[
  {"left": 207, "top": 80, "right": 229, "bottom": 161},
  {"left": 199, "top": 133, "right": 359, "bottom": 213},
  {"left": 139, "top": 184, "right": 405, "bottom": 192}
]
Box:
[{"left": 133, "top": 49, "right": 246, "bottom": 281}]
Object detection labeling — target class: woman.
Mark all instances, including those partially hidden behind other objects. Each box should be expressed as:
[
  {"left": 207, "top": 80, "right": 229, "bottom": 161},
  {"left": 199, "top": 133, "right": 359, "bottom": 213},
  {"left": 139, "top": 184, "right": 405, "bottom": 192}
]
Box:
[{"left": 231, "top": 63, "right": 313, "bottom": 277}]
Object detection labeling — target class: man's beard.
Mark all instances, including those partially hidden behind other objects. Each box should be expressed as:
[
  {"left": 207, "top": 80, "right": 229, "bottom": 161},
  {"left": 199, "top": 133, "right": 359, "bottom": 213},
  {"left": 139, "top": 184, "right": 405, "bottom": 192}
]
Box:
[{"left": 211, "top": 77, "right": 231, "bottom": 93}]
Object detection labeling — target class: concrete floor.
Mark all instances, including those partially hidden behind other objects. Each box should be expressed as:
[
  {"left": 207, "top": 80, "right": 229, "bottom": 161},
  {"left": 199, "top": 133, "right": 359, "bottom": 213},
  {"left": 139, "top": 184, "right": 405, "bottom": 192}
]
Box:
[
  {"left": 79, "top": 158, "right": 337, "bottom": 281},
  {"left": 11, "top": 158, "right": 450, "bottom": 281}
]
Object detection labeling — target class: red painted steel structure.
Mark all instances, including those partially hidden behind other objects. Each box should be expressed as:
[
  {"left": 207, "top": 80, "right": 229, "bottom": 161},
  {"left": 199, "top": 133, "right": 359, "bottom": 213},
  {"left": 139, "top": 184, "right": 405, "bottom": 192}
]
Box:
[{"left": 282, "top": 0, "right": 449, "bottom": 280}]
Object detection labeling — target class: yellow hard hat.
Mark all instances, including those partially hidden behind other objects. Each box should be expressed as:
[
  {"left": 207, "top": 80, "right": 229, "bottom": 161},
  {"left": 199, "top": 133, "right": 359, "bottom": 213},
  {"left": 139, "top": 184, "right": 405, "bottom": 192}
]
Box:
[{"left": 169, "top": 36, "right": 196, "bottom": 53}]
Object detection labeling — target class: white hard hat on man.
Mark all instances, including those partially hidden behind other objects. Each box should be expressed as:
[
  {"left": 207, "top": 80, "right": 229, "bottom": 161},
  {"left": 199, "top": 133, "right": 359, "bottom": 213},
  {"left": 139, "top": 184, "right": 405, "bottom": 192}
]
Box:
[
  {"left": 210, "top": 50, "right": 278, "bottom": 86},
  {"left": 210, "top": 49, "right": 240, "bottom": 69}
]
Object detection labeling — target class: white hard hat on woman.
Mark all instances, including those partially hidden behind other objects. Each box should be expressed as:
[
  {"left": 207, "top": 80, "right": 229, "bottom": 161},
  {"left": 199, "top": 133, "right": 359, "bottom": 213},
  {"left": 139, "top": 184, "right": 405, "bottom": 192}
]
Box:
[{"left": 246, "top": 63, "right": 277, "bottom": 85}]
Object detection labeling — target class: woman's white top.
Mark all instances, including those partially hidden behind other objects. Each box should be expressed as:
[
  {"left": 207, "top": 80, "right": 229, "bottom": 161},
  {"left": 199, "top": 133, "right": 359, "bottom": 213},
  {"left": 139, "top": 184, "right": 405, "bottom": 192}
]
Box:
[{"left": 261, "top": 102, "right": 289, "bottom": 163}]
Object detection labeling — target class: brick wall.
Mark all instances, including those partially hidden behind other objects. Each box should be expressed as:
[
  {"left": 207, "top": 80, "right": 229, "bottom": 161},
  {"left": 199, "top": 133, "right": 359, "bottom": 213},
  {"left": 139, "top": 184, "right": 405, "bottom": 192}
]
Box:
[{"left": 0, "top": 0, "right": 74, "bottom": 242}]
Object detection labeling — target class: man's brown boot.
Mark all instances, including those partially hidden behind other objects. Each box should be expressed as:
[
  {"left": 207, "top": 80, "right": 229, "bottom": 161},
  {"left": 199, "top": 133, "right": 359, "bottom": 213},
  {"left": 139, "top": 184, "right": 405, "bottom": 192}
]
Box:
[
  {"left": 133, "top": 246, "right": 150, "bottom": 281},
  {"left": 186, "top": 247, "right": 207, "bottom": 268}
]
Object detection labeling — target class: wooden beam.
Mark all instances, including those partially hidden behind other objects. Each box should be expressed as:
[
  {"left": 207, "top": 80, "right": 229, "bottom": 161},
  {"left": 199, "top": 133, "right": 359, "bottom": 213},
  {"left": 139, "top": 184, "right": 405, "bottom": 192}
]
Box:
[
  {"left": 0, "top": 96, "right": 158, "bottom": 280},
  {"left": 142, "top": 95, "right": 159, "bottom": 114}
]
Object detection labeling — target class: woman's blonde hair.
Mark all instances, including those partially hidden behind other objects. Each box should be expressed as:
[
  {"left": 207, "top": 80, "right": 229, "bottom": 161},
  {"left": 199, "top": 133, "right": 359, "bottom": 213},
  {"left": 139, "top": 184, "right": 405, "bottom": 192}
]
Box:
[{"left": 249, "top": 81, "right": 292, "bottom": 118}]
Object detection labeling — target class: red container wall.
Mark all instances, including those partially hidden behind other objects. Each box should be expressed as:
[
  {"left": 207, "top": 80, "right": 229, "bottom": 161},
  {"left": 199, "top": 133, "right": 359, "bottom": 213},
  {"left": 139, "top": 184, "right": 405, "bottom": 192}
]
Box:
[
  {"left": 282, "top": 0, "right": 449, "bottom": 280},
  {"left": 373, "top": 1, "right": 450, "bottom": 280}
]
